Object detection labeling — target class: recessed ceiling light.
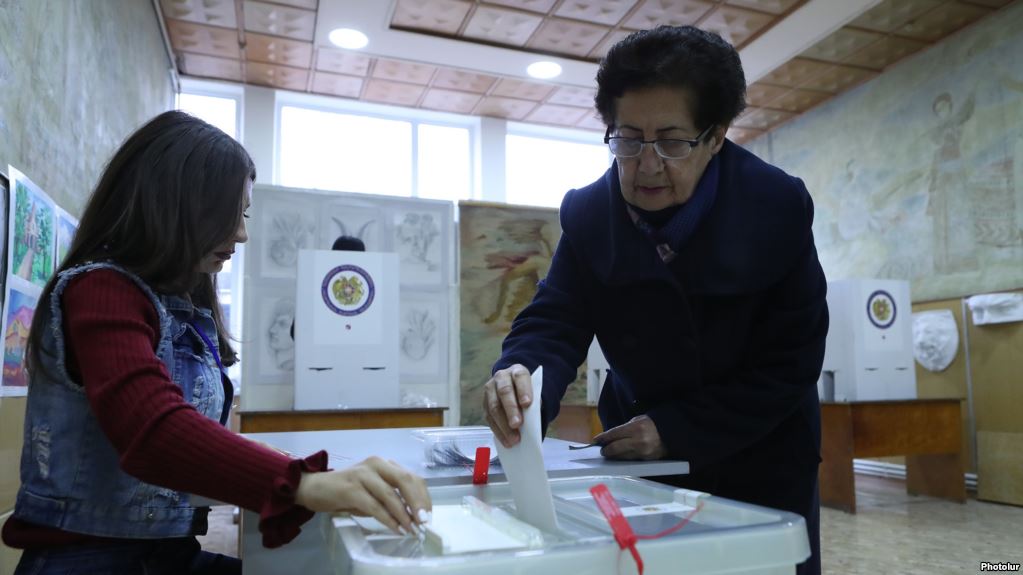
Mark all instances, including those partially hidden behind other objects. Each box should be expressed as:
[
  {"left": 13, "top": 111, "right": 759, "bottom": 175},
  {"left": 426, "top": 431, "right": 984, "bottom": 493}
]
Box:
[
  {"left": 329, "top": 28, "right": 369, "bottom": 50},
  {"left": 527, "top": 61, "right": 562, "bottom": 79}
]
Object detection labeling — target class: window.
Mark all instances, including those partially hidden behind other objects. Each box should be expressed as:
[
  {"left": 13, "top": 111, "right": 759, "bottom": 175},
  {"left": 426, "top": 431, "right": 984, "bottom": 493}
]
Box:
[
  {"left": 177, "top": 85, "right": 244, "bottom": 386},
  {"left": 417, "top": 124, "right": 471, "bottom": 201},
  {"left": 277, "top": 103, "right": 474, "bottom": 201},
  {"left": 177, "top": 93, "right": 238, "bottom": 140},
  {"left": 505, "top": 131, "right": 610, "bottom": 208}
]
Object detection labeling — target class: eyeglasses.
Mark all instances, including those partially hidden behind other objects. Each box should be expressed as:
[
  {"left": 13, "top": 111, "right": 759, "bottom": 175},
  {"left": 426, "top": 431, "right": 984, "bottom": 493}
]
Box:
[{"left": 604, "top": 124, "right": 714, "bottom": 160}]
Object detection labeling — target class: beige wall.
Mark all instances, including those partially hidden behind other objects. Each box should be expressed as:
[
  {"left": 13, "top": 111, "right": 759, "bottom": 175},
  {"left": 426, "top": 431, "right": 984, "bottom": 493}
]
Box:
[{"left": 0, "top": 1, "right": 173, "bottom": 568}]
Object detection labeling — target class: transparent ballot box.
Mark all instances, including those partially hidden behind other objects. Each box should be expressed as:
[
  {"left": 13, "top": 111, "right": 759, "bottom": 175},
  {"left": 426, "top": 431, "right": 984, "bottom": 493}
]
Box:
[
  {"left": 411, "top": 426, "right": 499, "bottom": 467},
  {"left": 324, "top": 475, "right": 810, "bottom": 575}
]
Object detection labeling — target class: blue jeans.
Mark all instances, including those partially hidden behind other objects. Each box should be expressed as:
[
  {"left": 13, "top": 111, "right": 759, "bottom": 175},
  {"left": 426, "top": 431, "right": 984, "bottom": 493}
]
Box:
[{"left": 14, "top": 537, "right": 241, "bottom": 575}]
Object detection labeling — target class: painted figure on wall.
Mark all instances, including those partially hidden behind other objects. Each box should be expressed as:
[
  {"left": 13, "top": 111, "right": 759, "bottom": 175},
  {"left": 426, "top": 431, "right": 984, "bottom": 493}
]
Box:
[
  {"left": 927, "top": 91, "right": 978, "bottom": 274},
  {"left": 482, "top": 220, "right": 556, "bottom": 325}
]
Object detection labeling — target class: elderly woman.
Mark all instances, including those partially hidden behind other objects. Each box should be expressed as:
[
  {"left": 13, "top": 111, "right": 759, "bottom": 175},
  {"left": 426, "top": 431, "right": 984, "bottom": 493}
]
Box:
[{"left": 482, "top": 26, "right": 828, "bottom": 575}]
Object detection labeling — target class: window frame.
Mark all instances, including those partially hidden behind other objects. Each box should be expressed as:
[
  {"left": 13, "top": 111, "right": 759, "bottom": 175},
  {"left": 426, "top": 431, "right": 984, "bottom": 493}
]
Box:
[
  {"left": 274, "top": 90, "right": 479, "bottom": 200},
  {"left": 504, "top": 121, "right": 611, "bottom": 208},
  {"left": 176, "top": 78, "right": 244, "bottom": 142}
]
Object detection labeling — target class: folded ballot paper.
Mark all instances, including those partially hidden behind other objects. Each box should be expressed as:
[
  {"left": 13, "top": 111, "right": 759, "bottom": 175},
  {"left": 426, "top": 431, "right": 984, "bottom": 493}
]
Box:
[{"left": 493, "top": 366, "right": 560, "bottom": 534}]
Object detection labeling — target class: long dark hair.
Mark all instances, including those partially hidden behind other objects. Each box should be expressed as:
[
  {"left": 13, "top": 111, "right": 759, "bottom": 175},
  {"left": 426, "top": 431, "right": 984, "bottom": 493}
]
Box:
[{"left": 27, "top": 110, "right": 255, "bottom": 376}]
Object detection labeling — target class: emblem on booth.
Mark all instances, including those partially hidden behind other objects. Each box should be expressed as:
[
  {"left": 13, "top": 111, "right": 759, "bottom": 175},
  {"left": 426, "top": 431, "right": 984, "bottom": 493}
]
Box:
[
  {"left": 866, "top": 289, "right": 896, "bottom": 329},
  {"left": 321, "top": 265, "right": 375, "bottom": 316}
]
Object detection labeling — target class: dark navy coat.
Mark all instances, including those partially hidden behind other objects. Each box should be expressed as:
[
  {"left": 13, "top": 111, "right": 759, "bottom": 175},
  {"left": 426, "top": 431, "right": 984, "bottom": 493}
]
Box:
[{"left": 495, "top": 140, "right": 828, "bottom": 572}]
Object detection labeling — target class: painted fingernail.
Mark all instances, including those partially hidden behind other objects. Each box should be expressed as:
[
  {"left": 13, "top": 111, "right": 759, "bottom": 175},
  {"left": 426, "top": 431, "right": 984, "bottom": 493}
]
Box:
[
  {"left": 417, "top": 509, "right": 432, "bottom": 524},
  {"left": 510, "top": 416, "right": 520, "bottom": 425}
]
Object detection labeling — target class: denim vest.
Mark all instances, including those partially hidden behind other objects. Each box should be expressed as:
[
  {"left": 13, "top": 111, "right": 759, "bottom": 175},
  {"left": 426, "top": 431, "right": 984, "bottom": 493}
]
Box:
[{"left": 13, "top": 262, "right": 229, "bottom": 538}]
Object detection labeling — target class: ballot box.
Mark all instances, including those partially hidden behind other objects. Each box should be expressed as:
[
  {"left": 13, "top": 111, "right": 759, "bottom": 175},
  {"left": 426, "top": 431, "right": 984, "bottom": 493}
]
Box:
[{"left": 323, "top": 475, "right": 810, "bottom": 575}]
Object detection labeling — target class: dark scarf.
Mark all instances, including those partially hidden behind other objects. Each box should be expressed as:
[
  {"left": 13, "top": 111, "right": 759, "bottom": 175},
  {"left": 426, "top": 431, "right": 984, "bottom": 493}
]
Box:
[{"left": 624, "top": 154, "right": 720, "bottom": 263}]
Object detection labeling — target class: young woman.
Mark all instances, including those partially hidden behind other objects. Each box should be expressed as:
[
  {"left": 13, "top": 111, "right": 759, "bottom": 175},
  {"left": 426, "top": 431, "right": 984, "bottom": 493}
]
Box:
[{"left": 2, "top": 110, "right": 430, "bottom": 575}]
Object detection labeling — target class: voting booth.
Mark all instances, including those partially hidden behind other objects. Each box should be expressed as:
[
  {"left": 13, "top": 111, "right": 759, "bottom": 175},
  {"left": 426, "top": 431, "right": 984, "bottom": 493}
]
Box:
[
  {"left": 294, "top": 249, "right": 400, "bottom": 409},
  {"left": 820, "top": 279, "right": 916, "bottom": 402}
]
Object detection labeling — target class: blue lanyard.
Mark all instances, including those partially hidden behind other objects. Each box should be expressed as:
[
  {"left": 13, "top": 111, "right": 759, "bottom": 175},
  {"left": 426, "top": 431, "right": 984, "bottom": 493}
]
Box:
[{"left": 187, "top": 320, "right": 225, "bottom": 373}]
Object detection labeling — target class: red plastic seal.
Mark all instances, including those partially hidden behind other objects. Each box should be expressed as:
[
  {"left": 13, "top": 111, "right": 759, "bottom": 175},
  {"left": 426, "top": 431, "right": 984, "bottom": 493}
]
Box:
[
  {"left": 590, "top": 483, "right": 643, "bottom": 574},
  {"left": 472, "top": 446, "right": 490, "bottom": 485}
]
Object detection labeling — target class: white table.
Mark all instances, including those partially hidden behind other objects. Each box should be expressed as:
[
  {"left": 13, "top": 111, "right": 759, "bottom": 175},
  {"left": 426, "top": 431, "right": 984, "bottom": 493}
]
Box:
[{"left": 236, "top": 427, "right": 689, "bottom": 574}]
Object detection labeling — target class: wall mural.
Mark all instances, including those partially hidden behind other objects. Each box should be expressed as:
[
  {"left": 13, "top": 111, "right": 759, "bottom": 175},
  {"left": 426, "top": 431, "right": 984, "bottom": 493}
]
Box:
[
  {"left": 745, "top": 3, "right": 1023, "bottom": 301},
  {"left": 459, "top": 202, "right": 587, "bottom": 427}
]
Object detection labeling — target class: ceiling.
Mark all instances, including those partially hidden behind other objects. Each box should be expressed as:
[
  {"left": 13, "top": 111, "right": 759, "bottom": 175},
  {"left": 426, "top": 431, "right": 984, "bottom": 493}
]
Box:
[{"left": 157, "top": 0, "right": 1016, "bottom": 142}]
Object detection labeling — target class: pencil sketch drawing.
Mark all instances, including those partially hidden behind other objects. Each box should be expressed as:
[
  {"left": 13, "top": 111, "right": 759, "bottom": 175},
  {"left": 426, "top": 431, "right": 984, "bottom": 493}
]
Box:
[{"left": 395, "top": 211, "right": 442, "bottom": 285}]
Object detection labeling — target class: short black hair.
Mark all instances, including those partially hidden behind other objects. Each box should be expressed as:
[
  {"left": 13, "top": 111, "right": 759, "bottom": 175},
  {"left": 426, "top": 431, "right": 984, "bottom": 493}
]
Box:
[
  {"left": 594, "top": 26, "right": 747, "bottom": 135},
  {"left": 332, "top": 235, "right": 366, "bottom": 251}
]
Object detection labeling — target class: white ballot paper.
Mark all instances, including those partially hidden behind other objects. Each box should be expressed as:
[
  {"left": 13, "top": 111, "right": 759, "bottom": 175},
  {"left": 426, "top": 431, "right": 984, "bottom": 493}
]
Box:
[{"left": 494, "top": 366, "right": 560, "bottom": 533}]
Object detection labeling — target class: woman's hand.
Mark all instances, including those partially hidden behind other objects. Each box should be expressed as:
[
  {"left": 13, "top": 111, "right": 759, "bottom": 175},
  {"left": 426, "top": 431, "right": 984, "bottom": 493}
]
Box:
[
  {"left": 294, "top": 456, "right": 431, "bottom": 535},
  {"left": 482, "top": 364, "right": 534, "bottom": 447},
  {"left": 593, "top": 415, "right": 667, "bottom": 460}
]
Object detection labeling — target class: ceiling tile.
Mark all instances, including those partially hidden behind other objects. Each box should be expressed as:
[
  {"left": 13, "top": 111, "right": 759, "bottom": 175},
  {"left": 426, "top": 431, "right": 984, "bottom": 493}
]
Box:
[
  {"left": 362, "top": 79, "right": 427, "bottom": 106},
  {"left": 765, "top": 87, "right": 832, "bottom": 112},
  {"left": 841, "top": 35, "right": 928, "bottom": 70},
  {"left": 726, "top": 126, "right": 764, "bottom": 143},
  {"left": 724, "top": 0, "right": 802, "bottom": 15},
  {"left": 421, "top": 88, "right": 483, "bottom": 113},
  {"left": 246, "top": 61, "right": 309, "bottom": 90},
  {"left": 315, "top": 49, "right": 372, "bottom": 76},
  {"left": 799, "top": 28, "right": 884, "bottom": 63},
  {"left": 623, "top": 0, "right": 715, "bottom": 29},
  {"left": 491, "top": 78, "right": 556, "bottom": 100},
  {"left": 311, "top": 72, "right": 364, "bottom": 98},
  {"left": 745, "top": 82, "right": 789, "bottom": 107},
  {"left": 526, "top": 18, "right": 608, "bottom": 57},
  {"left": 526, "top": 103, "right": 591, "bottom": 125},
  {"left": 575, "top": 112, "right": 607, "bottom": 131},
  {"left": 553, "top": 0, "right": 639, "bottom": 26},
  {"left": 732, "top": 106, "right": 795, "bottom": 130},
  {"left": 481, "top": 0, "right": 559, "bottom": 12},
  {"left": 474, "top": 96, "right": 538, "bottom": 120},
  {"left": 846, "top": 0, "right": 944, "bottom": 33},
  {"left": 391, "top": 0, "right": 473, "bottom": 35},
  {"left": 547, "top": 86, "right": 596, "bottom": 107},
  {"left": 759, "top": 58, "right": 834, "bottom": 88},
  {"left": 166, "top": 20, "right": 240, "bottom": 59},
  {"left": 798, "top": 64, "right": 876, "bottom": 93},
  {"left": 698, "top": 4, "right": 775, "bottom": 47},
  {"left": 463, "top": 6, "right": 544, "bottom": 46},
  {"left": 245, "top": 32, "right": 312, "bottom": 68},
  {"left": 431, "top": 69, "right": 499, "bottom": 93},
  {"left": 243, "top": 1, "right": 316, "bottom": 41},
  {"left": 896, "top": 1, "right": 992, "bottom": 42},
  {"left": 178, "top": 52, "right": 242, "bottom": 81},
  {"left": 160, "top": 0, "right": 237, "bottom": 29},
  {"left": 589, "top": 29, "right": 632, "bottom": 58},
  {"left": 371, "top": 59, "right": 437, "bottom": 84},
  {"left": 265, "top": 0, "right": 318, "bottom": 9}
]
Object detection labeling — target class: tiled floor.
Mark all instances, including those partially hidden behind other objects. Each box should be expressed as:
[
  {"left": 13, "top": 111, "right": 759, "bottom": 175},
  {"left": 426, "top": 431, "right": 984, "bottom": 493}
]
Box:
[{"left": 199, "top": 475, "right": 1023, "bottom": 572}]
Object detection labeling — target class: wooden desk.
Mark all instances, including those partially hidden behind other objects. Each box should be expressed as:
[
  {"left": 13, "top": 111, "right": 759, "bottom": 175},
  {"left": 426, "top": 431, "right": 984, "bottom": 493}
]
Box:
[
  {"left": 821, "top": 399, "right": 966, "bottom": 513},
  {"left": 239, "top": 407, "right": 446, "bottom": 433}
]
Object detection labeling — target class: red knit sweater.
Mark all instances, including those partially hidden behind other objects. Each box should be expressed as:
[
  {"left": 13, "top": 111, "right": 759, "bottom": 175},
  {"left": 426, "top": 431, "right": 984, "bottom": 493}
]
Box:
[{"left": 1, "top": 269, "right": 326, "bottom": 549}]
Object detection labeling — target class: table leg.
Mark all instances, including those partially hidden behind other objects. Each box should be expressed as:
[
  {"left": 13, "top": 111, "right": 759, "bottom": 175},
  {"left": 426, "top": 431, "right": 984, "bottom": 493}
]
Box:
[
  {"left": 820, "top": 404, "right": 857, "bottom": 513},
  {"left": 906, "top": 452, "right": 966, "bottom": 502}
]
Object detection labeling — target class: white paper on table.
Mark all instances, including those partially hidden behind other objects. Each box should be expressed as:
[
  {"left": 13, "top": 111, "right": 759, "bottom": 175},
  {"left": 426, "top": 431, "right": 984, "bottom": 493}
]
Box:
[{"left": 494, "top": 366, "right": 560, "bottom": 533}]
